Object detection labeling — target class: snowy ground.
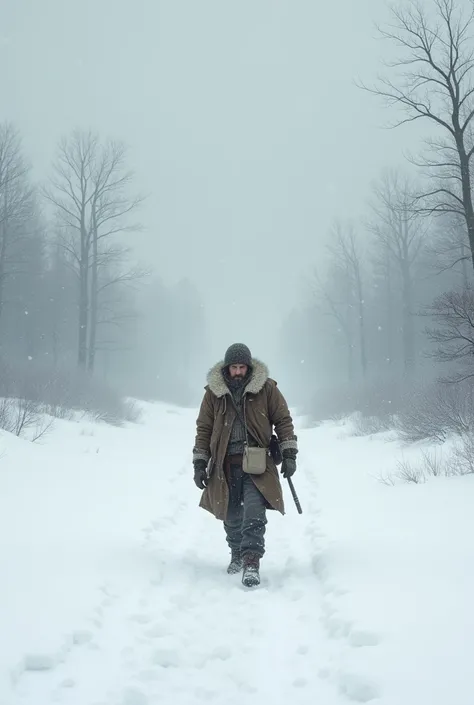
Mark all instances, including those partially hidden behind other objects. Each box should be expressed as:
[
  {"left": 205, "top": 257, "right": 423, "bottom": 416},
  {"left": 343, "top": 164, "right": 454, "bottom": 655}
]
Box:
[{"left": 1, "top": 402, "right": 473, "bottom": 705}]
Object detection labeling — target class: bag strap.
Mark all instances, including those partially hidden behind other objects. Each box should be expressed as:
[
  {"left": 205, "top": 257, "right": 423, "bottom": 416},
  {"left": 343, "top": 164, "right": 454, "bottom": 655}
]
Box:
[{"left": 229, "top": 393, "right": 260, "bottom": 448}]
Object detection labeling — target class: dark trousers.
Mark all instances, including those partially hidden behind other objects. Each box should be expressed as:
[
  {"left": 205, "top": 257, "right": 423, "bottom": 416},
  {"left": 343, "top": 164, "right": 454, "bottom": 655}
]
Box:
[{"left": 224, "top": 455, "right": 268, "bottom": 558}]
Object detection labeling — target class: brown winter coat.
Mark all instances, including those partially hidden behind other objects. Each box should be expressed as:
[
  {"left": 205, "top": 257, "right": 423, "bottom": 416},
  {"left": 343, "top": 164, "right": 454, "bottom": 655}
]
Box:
[{"left": 193, "top": 359, "right": 297, "bottom": 521}]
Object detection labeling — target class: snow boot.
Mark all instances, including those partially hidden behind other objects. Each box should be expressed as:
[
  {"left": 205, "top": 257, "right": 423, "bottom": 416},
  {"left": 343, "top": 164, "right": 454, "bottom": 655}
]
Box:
[
  {"left": 242, "top": 553, "right": 260, "bottom": 587},
  {"left": 227, "top": 549, "right": 243, "bottom": 574}
]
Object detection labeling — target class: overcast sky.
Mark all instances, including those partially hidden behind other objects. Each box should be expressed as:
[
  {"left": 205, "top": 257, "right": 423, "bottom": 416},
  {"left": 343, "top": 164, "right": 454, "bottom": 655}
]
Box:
[{"left": 2, "top": 0, "right": 425, "bottom": 369}]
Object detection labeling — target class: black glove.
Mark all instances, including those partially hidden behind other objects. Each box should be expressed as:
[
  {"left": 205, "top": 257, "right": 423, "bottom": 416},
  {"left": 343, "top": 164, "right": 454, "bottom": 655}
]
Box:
[
  {"left": 281, "top": 457, "right": 296, "bottom": 478},
  {"left": 193, "top": 459, "right": 208, "bottom": 489},
  {"left": 281, "top": 449, "right": 297, "bottom": 479}
]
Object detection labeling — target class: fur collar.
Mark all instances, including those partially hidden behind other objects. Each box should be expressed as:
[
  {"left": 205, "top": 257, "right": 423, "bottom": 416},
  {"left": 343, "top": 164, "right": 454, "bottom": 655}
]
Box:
[{"left": 206, "top": 358, "right": 269, "bottom": 398}]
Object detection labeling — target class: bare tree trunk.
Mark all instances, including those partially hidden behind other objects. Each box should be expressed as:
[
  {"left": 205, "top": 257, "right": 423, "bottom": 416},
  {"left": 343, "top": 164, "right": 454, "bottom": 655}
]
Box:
[
  {"left": 331, "top": 225, "right": 367, "bottom": 380},
  {"left": 78, "top": 218, "right": 89, "bottom": 369},
  {"left": 355, "top": 270, "right": 367, "bottom": 379},
  {"left": 461, "top": 240, "right": 469, "bottom": 288},
  {"left": 0, "top": 183, "right": 11, "bottom": 327},
  {"left": 52, "top": 328, "right": 59, "bottom": 367},
  {"left": 401, "top": 262, "right": 415, "bottom": 376},
  {"left": 0, "top": 123, "right": 32, "bottom": 335},
  {"left": 363, "top": 1, "right": 474, "bottom": 271},
  {"left": 385, "top": 253, "right": 394, "bottom": 365},
  {"left": 401, "top": 218, "right": 415, "bottom": 376},
  {"left": 43, "top": 130, "right": 144, "bottom": 374},
  {"left": 88, "top": 208, "right": 98, "bottom": 372},
  {"left": 346, "top": 335, "right": 354, "bottom": 383},
  {"left": 0, "top": 213, "right": 7, "bottom": 325},
  {"left": 78, "top": 263, "right": 88, "bottom": 369},
  {"left": 455, "top": 127, "right": 474, "bottom": 270},
  {"left": 368, "top": 172, "right": 425, "bottom": 378}
]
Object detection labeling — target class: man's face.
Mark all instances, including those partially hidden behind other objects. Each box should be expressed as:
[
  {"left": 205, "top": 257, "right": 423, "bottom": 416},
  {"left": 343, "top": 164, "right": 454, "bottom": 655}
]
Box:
[{"left": 229, "top": 363, "right": 248, "bottom": 379}]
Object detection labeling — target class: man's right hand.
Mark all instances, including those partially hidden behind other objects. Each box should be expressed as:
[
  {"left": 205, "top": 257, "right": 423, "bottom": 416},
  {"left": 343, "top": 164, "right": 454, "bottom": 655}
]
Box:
[{"left": 193, "top": 460, "right": 208, "bottom": 489}]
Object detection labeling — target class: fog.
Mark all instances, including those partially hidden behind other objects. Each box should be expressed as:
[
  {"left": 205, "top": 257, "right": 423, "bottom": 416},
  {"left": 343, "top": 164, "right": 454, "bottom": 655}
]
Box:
[{"left": 2, "top": 0, "right": 472, "bottom": 411}]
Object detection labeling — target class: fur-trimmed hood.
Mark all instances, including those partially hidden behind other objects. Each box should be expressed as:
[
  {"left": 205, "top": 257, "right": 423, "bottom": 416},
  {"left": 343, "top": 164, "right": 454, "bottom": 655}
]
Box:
[{"left": 206, "top": 358, "right": 269, "bottom": 398}]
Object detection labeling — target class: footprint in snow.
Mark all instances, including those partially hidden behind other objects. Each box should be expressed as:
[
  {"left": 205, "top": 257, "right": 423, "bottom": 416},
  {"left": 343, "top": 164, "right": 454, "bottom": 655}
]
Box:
[
  {"left": 55, "top": 677, "right": 76, "bottom": 691},
  {"left": 88, "top": 615, "right": 103, "bottom": 629},
  {"left": 194, "top": 687, "right": 218, "bottom": 700},
  {"left": 144, "top": 623, "right": 172, "bottom": 639},
  {"left": 311, "top": 553, "right": 329, "bottom": 580},
  {"left": 23, "top": 654, "right": 57, "bottom": 672},
  {"left": 130, "top": 613, "right": 153, "bottom": 625},
  {"left": 152, "top": 647, "right": 181, "bottom": 668},
  {"left": 121, "top": 687, "right": 149, "bottom": 705},
  {"left": 336, "top": 672, "right": 381, "bottom": 703},
  {"left": 296, "top": 644, "right": 310, "bottom": 655},
  {"left": 210, "top": 645, "right": 232, "bottom": 661},
  {"left": 192, "top": 645, "right": 232, "bottom": 670},
  {"left": 72, "top": 630, "right": 94, "bottom": 646},
  {"left": 322, "top": 613, "right": 353, "bottom": 639},
  {"left": 293, "top": 677, "right": 308, "bottom": 688},
  {"left": 230, "top": 676, "right": 258, "bottom": 694},
  {"left": 348, "top": 629, "right": 380, "bottom": 648}
]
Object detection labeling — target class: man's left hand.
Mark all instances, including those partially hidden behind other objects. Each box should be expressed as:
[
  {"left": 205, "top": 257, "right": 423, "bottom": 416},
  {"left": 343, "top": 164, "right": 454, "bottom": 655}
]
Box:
[{"left": 281, "top": 456, "right": 296, "bottom": 479}]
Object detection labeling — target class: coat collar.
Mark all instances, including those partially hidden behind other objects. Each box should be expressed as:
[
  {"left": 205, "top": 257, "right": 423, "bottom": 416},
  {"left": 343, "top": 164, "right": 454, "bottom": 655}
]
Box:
[{"left": 206, "top": 358, "right": 269, "bottom": 398}]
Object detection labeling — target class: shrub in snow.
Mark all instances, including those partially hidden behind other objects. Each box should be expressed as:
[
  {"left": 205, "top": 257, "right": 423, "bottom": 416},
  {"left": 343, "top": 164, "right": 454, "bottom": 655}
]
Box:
[
  {"left": 378, "top": 451, "right": 444, "bottom": 485},
  {"left": 122, "top": 399, "right": 143, "bottom": 424},
  {"left": 307, "top": 377, "right": 402, "bottom": 432},
  {"left": 0, "top": 357, "right": 141, "bottom": 426},
  {"left": 395, "top": 379, "right": 474, "bottom": 444},
  {"left": 0, "top": 397, "right": 54, "bottom": 441},
  {"left": 378, "top": 440, "right": 474, "bottom": 485},
  {"left": 451, "top": 433, "right": 474, "bottom": 475},
  {"left": 351, "top": 413, "right": 393, "bottom": 437},
  {"left": 424, "top": 287, "right": 474, "bottom": 383},
  {"left": 394, "top": 457, "right": 427, "bottom": 484}
]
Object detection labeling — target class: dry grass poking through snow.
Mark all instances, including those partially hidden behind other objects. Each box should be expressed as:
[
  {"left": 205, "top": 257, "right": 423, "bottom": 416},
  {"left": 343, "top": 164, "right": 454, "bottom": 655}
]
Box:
[{"left": 377, "top": 435, "right": 474, "bottom": 485}]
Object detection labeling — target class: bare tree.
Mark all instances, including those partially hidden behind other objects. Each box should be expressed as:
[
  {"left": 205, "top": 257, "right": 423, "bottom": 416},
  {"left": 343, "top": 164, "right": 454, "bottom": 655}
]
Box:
[
  {"left": 425, "top": 212, "right": 471, "bottom": 286},
  {"left": 362, "top": 0, "right": 474, "bottom": 268},
  {"left": 88, "top": 244, "right": 147, "bottom": 372},
  {"left": 43, "top": 229, "right": 77, "bottom": 366},
  {"left": 43, "top": 130, "right": 144, "bottom": 371},
  {"left": 328, "top": 223, "right": 368, "bottom": 379},
  {"left": 424, "top": 287, "right": 474, "bottom": 380},
  {"left": 0, "top": 123, "right": 35, "bottom": 322},
  {"left": 90, "top": 258, "right": 146, "bottom": 376},
  {"left": 396, "top": 376, "right": 474, "bottom": 441},
  {"left": 313, "top": 266, "right": 356, "bottom": 383},
  {"left": 367, "top": 171, "right": 426, "bottom": 375},
  {"left": 371, "top": 243, "right": 396, "bottom": 368}
]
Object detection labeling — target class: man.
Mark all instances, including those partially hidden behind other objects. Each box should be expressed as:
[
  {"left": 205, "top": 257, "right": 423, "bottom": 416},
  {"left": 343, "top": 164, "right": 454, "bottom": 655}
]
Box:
[{"left": 192, "top": 343, "right": 298, "bottom": 587}]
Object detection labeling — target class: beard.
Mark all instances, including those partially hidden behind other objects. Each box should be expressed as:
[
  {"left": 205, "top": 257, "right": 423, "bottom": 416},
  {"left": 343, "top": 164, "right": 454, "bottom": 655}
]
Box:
[{"left": 225, "top": 370, "right": 247, "bottom": 390}]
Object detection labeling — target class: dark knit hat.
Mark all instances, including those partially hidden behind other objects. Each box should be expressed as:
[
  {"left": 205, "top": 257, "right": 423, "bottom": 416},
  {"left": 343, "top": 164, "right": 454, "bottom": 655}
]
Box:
[{"left": 224, "top": 343, "right": 252, "bottom": 368}]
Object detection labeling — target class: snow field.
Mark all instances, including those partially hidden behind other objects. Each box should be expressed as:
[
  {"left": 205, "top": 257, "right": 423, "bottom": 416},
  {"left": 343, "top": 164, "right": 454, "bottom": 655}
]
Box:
[
  {"left": 308, "top": 421, "right": 474, "bottom": 705},
  {"left": 1, "top": 403, "right": 474, "bottom": 704}
]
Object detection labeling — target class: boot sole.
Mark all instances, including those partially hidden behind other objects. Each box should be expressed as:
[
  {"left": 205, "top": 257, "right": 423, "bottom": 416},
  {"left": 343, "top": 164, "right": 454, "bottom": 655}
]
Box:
[{"left": 242, "top": 573, "right": 260, "bottom": 588}]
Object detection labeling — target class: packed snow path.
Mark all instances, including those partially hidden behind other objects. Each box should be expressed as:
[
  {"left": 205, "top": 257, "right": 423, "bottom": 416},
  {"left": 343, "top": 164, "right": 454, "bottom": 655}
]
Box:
[{"left": 2, "top": 402, "right": 474, "bottom": 704}]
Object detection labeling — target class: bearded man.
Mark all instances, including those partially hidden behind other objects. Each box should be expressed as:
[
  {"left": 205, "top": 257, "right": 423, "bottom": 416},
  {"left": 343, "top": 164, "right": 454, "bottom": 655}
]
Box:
[{"left": 192, "top": 343, "right": 298, "bottom": 587}]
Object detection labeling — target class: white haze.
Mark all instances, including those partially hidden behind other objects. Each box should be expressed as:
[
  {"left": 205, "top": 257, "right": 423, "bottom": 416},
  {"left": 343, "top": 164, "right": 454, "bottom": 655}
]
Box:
[{"left": 2, "top": 0, "right": 425, "bottom": 379}]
